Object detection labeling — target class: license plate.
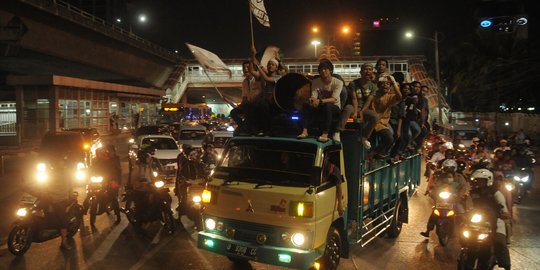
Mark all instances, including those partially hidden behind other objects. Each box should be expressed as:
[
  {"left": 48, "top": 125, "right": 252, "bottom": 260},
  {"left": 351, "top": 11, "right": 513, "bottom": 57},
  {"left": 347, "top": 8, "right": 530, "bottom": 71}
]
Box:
[
  {"left": 436, "top": 202, "right": 452, "bottom": 209},
  {"left": 226, "top": 243, "right": 257, "bottom": 258}
]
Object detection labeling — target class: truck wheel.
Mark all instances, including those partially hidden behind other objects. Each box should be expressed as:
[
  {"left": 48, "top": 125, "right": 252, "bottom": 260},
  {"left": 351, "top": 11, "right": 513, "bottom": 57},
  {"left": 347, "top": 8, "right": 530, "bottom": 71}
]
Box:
[
  {"left": 8, "top": 225, "right": 32, "bottom": 256},
  {"left": 320, "top": 226, "right": 342, "bottom": 270},
  {"left": 387, "top": 199, "right": 403, "bottom": 238}
]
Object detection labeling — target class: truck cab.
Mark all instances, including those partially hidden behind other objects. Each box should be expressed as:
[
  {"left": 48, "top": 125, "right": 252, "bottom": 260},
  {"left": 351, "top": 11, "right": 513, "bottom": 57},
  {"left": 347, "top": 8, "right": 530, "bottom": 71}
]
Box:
[{"left": 197, "top": 124, "right": 421, "bottom": 269}]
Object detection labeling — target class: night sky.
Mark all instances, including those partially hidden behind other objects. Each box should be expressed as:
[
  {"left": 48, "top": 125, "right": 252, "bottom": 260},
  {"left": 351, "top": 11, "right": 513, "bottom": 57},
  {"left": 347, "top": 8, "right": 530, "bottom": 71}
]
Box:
[{"left": 123, "top": 0, "right": 536, "bottom": 61}]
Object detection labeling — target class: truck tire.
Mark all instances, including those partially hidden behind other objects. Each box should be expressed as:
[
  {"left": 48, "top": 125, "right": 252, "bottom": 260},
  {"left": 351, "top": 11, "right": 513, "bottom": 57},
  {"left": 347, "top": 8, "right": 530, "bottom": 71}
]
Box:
[
  {"left": 320, "top": 226, "right": 342, "bottom": 270},
  {"left": 387, "top": 199, "right": 403, "bottom": 238}
]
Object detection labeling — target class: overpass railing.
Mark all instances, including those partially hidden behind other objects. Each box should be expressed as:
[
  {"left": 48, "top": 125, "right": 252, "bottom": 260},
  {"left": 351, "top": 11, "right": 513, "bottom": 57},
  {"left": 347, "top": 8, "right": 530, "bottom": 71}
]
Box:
[{"left": 18, "top": 0, "right": 181, "bottom": 63}]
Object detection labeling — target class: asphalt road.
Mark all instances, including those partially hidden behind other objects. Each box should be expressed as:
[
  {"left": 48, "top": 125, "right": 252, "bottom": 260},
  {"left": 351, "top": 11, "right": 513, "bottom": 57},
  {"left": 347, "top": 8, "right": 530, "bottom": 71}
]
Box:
[{"left": 0, "top": 138, "right": 539, "bottom": 270}]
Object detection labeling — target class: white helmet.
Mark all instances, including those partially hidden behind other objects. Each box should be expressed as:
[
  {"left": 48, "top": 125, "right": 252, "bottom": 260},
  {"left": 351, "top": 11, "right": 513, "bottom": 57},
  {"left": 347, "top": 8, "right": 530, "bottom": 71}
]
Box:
[
  {"left": 471, "top": 169, "right": 494, "bottom": 186},
  {"left": 442, "top": 159, "right": 457, "bottom": 170}
]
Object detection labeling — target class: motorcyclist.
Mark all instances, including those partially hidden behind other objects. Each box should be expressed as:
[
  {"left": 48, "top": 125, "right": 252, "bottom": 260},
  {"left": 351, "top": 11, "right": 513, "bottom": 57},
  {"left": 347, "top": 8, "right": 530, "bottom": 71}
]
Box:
[
  {"left": 201, "top": 143, "right": 218, "bottom": 175},
  {"left": 87, "top": 148, "right": 121, "bottom": 225},
  {"left": 29, "top": 155, "right": 74, "bottom": 250},
  {"left": 469, "top": 169, "right": 511, "bottom": 270},
  {"left": 175, "top": 144, "right": 197, "bottom": 215},
  {"left": 421, "top": 159, "right": 470, "bottom": 237},
  {"left": 105, "top": 144, "right": 122, "bottom": 224}
]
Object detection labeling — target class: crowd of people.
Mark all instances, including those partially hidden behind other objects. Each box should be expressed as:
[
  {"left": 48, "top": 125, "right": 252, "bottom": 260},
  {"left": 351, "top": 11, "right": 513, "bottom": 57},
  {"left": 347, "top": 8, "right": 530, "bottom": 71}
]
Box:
[{"left": 231, "top": 49, "right": 434, "bottom": 161}]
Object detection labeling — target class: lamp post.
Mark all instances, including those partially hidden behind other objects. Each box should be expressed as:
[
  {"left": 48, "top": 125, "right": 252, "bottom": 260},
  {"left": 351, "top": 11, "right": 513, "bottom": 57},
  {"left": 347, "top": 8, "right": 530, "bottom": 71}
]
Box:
[
  {"left": 311, "top": 40, "right": 320, "bottom": 58},
  {"left": 405, "top": 31, "right": 443, "bottom": 125}
]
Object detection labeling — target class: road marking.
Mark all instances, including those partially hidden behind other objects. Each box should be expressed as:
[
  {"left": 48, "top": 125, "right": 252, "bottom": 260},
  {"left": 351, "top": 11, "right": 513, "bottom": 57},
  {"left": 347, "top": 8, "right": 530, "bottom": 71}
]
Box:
[{"left": 86, "top": 222, "right": 128, "bottom": 267}]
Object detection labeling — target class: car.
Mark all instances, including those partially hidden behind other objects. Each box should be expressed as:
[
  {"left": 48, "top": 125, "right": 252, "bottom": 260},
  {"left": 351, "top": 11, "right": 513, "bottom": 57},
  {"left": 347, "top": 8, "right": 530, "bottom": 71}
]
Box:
[
  {"left": 34, "top": 131, "right": 88, "bottom": 184},
  {"left": 64, "top": 128, "right": 102, "bottom": 159},
  {"left": 203, "top": 130, "right": 233, "bottom": 159},
  {"left": 177, "top": 124, "right": 207, "bottom": 149},
  {"left": 128, "top": 135, "right": 180, "bottom": 182},
  {"left": 128, "top": 125, "right": 169, "bottom": 144}
]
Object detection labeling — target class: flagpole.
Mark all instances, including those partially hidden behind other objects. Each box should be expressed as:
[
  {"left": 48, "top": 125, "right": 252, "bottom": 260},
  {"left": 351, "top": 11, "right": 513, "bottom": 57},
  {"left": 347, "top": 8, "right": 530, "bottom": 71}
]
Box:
[
  {"left": 203, "top": 70, "right": 237, "bottom": 108},
  {"left": 248, "top": 0, "right": 255, "bottom": 48}
]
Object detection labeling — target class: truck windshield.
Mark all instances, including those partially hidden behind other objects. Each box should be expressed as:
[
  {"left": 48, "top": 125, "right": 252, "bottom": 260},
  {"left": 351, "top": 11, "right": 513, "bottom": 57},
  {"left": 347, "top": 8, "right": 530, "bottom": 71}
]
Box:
[{"left": 217, "top": 139, "right": 317, "bottom": 187}]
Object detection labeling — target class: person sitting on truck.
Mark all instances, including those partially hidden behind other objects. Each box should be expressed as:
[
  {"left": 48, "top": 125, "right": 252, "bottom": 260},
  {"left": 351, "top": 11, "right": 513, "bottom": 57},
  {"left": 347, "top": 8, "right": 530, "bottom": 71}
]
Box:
[
  {"left": 297, "top": 59, "right": 342, "bottom": 142},
  {"left": 362, "top": 74, "right": 402, "bottom": 159},
  {"left": 323, "top": 160, "right": 345, "bottom": 216},
  {"left": 421, "top": 159, "right": 470, "bottom": 238}
]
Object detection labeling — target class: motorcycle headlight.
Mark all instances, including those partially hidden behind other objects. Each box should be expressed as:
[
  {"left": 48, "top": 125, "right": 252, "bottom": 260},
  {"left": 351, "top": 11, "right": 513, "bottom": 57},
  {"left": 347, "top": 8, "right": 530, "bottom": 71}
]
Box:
[
  {"left": 128, "top": 138, "right": 135, "bottom": 144},
  {"left": 459, "top": 144, "right": 465, "bottom": 149},
  {"left": 478, "top": 233, "right": 489, "bottom": 240},
  {"left": 36, "top": 163, "right": 47, "bottom": 172},
  {"left": 75, "top": 171, "right": 86, "bottom": 181},
  {"left": 154, "top": 181, "right": 165, "bottom": 188},
  {"left": 513, "top": 176, "right": 520, "bottom": 181},
  {"left": 192, "top": 195, "right": 202, "bottom": 203},
  {"left": 462, "top": 230, "right": 470, "bottom": 238},
  {"left": 90, "top": 176, "right": 103, "bottom": 183},
  {"left": 439, "top": 191, "right": 451, "bottom": 200},
  {"left": 471, "top": 214, "right": 482, "bottom": 223},
  {"left": 36, "top": 172, "right": 48, "bottom": 182},
  {"left": 434, "top": 209, "right": 441, "bottom": 216},
  {"left": 291, "top": 233, "right": 306, "bottom": 247},
  {"left": 447, "top": 210, "right": 455, "bottom": 217},
  {"left": 16, "top": 208, "right": 27, "bottom": 217},
  {"left": 76, "top": 162, "right": 85, "bottom": 170},
  {"left": 505, "top": 183, "right": 514, "bottom": 191},
  {"left": 152, "top": 171, "right": 159, "bottom": 178},
  {"left": 521, "top": 176, "right": 529, "bottom": 182}
]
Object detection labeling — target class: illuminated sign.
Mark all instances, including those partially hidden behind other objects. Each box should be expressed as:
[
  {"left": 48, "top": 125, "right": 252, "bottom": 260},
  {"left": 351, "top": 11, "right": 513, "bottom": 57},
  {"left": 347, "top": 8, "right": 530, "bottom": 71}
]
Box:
[{"left": 480, "top": 20, "right": 492, "bottom": 28}]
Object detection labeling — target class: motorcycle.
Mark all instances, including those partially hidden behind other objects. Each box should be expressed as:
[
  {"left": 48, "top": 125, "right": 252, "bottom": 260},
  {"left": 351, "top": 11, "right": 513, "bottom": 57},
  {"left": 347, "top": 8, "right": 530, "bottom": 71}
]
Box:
[
  {"left": 510, "top": 167, "right": 533, "bottom": 204},
  {"left": 85, "top": 175, "right": 110, "bottom": 226},
  {"left": 430, "top": 190, "right": 459, "bottom": 246},
  {"left": 8, "top": 193, "right": 83, "bottom": 256},
  {"left": 122, "top": 179, "right": 175, "bottom": 235},
  {"left": 458, "top": 211, "right": 498, "bottom": 270}
]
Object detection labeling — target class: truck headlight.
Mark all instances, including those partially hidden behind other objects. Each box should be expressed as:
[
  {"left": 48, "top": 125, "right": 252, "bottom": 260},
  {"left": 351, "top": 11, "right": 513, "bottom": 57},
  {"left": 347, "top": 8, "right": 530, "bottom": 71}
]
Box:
[
  {"left": 90, "top": 176, "right": 103, "bottom": 183},
  {"left": 154, "top": 181, "right": 165, "bottom": 188},
  {"left": 289, "top": 201, "right": 313, "bottom": 218},
  {"left": 291, "top": 232, "right": 305, "bottom": 247},
  {"left": 16, "top": 208, "right": 27, "bottom": 217},
  {"left": 205, "top": 218, "right": 216, "bottom": 230},
  {"left": 202, "top": 189, "right": 212, "bottom": 203}
]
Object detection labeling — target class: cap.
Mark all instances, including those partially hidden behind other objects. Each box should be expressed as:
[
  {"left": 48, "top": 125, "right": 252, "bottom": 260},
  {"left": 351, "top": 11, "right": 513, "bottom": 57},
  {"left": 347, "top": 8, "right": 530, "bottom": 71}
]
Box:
[
  {"left": 500, "top": 139, "right": 508, "bottom": 143},
  {"left": 472, "top": 137, "right": 480, "bottom": 142}
]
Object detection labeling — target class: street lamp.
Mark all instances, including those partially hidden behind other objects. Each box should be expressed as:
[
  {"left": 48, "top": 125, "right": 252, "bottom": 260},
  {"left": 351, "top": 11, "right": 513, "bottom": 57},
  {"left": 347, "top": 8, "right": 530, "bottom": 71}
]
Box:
[
  {"left": 405, "top": 30, "right": 443, "bottom": 125},
  {"left": 311, "top": 40, "right": 321, "bottom": 58}
]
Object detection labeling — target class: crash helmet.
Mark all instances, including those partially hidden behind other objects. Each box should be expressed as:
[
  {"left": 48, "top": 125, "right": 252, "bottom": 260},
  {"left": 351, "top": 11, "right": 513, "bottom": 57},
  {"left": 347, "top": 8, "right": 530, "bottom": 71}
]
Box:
[
  {"left": 471, "top": 169, "right": 494, "bottom": 187},
  {"left": 181, "top": 144, "right": 193, "bottom": 154},
  {"left": 442, "top": 159, "right": 457, "bottom": 172}
]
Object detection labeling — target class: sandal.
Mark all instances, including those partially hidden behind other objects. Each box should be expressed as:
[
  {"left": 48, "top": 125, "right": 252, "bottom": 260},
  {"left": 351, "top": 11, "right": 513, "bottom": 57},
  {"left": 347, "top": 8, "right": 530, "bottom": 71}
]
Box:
[
  {"left": 297, "top": 133, "right": 308, "bottom": 139},
  {"left": 317, "top": 136, "right": 329, "bottom": 142}
]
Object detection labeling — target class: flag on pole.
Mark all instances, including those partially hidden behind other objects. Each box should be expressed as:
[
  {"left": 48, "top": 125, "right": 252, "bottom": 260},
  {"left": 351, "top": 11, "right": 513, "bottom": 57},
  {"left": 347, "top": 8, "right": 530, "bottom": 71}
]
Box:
[
  {"left": 260, "top": 46, "right": 280, "bottom": 68},
  {"left": 250, "top": 0, "right": 270, "bottom": 27},
  {"left": 186, "top": 43, "right": 232, "bottom": 77}
]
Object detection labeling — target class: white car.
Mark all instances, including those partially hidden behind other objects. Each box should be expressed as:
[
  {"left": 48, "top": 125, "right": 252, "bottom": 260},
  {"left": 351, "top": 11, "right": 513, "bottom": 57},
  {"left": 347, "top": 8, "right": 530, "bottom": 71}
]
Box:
[
  {"left": 204, "top": 130, "right": 233, "bottom": 159},
  {"left": 128, "top": 135, "right": 180, "bottom": 182},
  {"left": 177, "top": 124, "right": 207, "bottom": 149}
]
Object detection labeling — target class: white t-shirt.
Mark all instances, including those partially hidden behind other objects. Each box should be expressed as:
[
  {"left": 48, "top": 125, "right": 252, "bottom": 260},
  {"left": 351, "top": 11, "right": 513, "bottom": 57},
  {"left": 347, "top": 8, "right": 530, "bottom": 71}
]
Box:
[{"left": 311, "top": 77, "right": 343, "bottom": 109}]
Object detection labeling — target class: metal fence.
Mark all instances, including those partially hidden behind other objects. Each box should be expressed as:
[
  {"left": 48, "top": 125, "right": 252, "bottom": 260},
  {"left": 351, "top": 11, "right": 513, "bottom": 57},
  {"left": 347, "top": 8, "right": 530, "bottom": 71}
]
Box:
[{"left": 0, "top": 109, "right": 16, "bottom": 135}]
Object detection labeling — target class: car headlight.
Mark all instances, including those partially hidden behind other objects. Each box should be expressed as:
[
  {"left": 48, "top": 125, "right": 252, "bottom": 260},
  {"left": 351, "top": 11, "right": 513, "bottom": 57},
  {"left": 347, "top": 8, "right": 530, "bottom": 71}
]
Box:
[
  {"left": 90, "top": 176, "right": 103, "bottom": 183},
  {"left": 128, "top": 138, "right": 135, "bottom": 144},
  {"left": 202, "top": 189, "right": 212, "bottom": 203},
  {"left": 462, "top": 230, "right": 470, "bottom": 238},
  {"left": 291, "top": 232, "right": 306, "bottom": 247},
  {"left": 289, "top": 201, "right": 314, "bottom": 218},
  {"left": 152, "top": 171, "right": 159, "bottom": 178},
  {"left": 471, "top": 214, "right": 482, "bottom": 223},
  {"left": 154, "top": 181, "right": 165, "bottom": 188},
  {"left": 192, "top": 195, "right": 202, "bottom": 203},
  {"left": 16, "top": 208, "right": 27, "bottom": 217},
  {"left": 439, "top": 191, "right": 450, "bottom": 199},
  {"left": 205, "top": 218, "right": 216, "bottom": 230}
]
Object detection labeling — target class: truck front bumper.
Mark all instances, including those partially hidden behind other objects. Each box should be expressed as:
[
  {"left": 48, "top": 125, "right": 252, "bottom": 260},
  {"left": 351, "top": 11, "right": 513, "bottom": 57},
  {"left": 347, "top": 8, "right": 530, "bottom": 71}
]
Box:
[{"left": 198, "top": 232, "right": 321, "bottom": 269}]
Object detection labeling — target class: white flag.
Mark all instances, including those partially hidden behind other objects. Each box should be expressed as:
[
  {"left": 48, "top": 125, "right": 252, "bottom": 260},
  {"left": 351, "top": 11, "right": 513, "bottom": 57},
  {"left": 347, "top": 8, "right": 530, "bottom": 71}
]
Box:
[
  {"left": 260, "top": 46, "right": 280, "bottom": 68},
  {"left": 250, "top": 0, "right": 270, "bottom": 27},
  {"left": 186, "top": 43, "right": 231, "bottom": 77}
]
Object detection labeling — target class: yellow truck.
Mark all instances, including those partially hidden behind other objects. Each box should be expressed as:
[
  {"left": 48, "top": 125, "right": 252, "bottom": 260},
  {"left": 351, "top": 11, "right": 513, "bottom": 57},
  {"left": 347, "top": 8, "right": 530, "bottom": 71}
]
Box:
[{"left": 197, "top": 121, "right": 421, "bottom": 269}]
